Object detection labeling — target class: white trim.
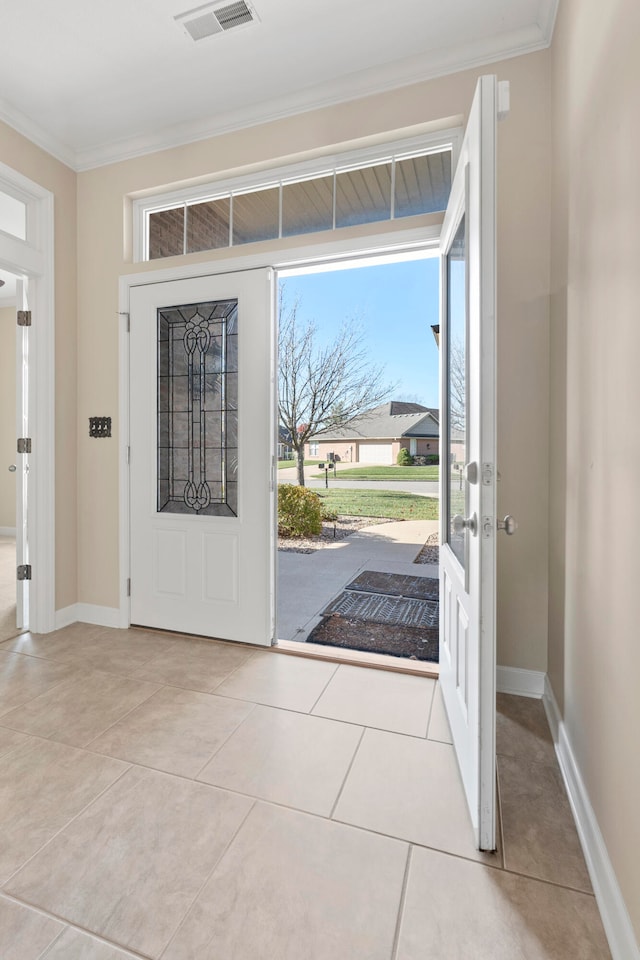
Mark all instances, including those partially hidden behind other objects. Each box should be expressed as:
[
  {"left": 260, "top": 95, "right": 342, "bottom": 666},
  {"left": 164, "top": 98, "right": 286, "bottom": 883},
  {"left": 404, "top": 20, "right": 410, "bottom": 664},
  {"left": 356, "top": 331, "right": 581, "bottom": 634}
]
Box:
[
  {"left": 55, "top": 603, "right": 123, "bottom": 631},
  {"left": 0, "top": 161, "right": 55, "bottom": 636},
  {"left": 496, "top": 665, "right": 545, "bottom": 698},
  {"left": 118, "top": 225, "right": 441, "bottom": 630},
  {"left": 0, "top": 527, "right": 16, "bottom": 537},
  {"left": 543, "top": 677, "right": 640, "bottom": 960}
]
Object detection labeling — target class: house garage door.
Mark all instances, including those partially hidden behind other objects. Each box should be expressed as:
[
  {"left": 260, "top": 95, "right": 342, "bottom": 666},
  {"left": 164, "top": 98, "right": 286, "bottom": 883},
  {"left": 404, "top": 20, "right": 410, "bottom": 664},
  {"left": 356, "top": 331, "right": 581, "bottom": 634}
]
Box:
[{"left": 359, "top": 443, "right": 393, "bottom": 464}]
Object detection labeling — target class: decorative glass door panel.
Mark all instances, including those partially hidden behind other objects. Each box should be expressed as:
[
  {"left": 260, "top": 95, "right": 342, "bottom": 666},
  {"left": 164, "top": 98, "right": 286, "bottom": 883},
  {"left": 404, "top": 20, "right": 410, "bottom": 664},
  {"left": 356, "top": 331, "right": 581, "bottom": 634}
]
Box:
[
  {"left": 446, "top": 215, "right": 468, "bottom": 568},
  {"left": 157, "top": 300, "right": 238, "bottom": 517}
]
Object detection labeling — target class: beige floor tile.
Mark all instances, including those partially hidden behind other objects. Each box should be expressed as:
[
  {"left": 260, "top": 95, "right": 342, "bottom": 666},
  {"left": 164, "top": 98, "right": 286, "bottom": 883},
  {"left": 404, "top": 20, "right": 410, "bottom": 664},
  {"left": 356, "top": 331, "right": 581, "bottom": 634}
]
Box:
[
  {"left": 0, "top": 724, "right": 31, "bottom": 758},
  {"left": 396, "top": 846, "right": 611, "bottom": 959},
  {"left": 2, "top": 623, "right": 106, "bottom": 660},
  {"left": 198, "top": 705, "right": 363, "bottom": 814},
  {"left": 42, "top": 927, "right": 144, "bottom": 959},
  {"left": 333, "top": 728, "right": 498, "bottom": 864},
  {"left": 132, "top": 639, "right": 256, "bottom": 693},
  {"left": 163, "top": 803, "right": 408, "bottom": 960},
  {"left": 312, "top": 664, "right": 434, "bottom": 737},
  {"left": 0, "top": 650, "right": 76, "bottom": 716},
  {"left": 0, "top": 669, "right": 161, "bottom": 747},
  {"left": 88, "top": 686, "right": 255, "bottom": 777},
  {"left": 6, "top": 766, "right": 254, "bottom": 959},
  {"left": 214, "top": 651, "right": 338, "bottom": 711},
  {"left": 427, "top": 681, "right": 453, "bottom": 743},
  {"left": 496, "top": 693, "right": 556, "bottom": 765},
  {"left": 3, "top": 625, "right": 176, "bottom": 676},
  {"left": 498, "top": 753, "right": 592, "bottom": 891},
  {"left": 0, "top": 896, "right": 65, "bottom": 960},
  {"left": 0, "top": 738, "right": 127, "bottom": 883}
]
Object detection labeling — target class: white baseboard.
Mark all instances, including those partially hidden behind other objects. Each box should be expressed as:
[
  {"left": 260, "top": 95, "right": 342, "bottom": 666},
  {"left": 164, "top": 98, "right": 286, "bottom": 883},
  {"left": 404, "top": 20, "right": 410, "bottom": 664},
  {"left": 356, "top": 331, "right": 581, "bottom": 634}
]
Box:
[
  {"left": 544, "top": 677, "right": 640, "bottom": 960},
  {"left": 0, "top": 526, "right": 16, "bottom": 537},
  {"left": 55, "top": 603, "right": 123, "bottom": 631},
  {"left": 496, "top": 665, "right": 545, "bottom": 698}
]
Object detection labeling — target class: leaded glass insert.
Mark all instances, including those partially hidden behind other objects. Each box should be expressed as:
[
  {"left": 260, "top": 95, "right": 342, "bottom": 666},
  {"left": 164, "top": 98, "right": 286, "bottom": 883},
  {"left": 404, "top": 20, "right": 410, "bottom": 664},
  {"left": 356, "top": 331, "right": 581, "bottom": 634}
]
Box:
[{"left": 158, "top": 300, "right": 238, "bottom": 517}]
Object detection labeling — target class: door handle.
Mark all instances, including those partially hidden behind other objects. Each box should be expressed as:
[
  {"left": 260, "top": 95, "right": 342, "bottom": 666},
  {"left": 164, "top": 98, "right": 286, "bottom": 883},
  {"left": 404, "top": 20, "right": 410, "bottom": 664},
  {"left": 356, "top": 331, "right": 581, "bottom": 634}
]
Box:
[
  {"left": 452, "top": 513, "right": 477, "bottom": 536},
  {"left": 497, "top": 515, "right": 517, "bottom": 535},
  {"left": 8, "top": 464, "right": 16, "bottom": 472}
]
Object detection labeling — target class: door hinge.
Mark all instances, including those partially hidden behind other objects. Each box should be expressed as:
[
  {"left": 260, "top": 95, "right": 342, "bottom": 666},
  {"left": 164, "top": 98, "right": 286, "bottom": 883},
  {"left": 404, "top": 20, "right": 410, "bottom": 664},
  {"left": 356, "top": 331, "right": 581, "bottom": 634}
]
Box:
[
  {"left": 126, "top": 578, "right": 131, "bottom": 597},
  {"left": 17, "top": 437, "right": 32, "bottom": 454},
  {"left": 119, "top": 311, "right": 130, "bottom": 332},
  {"left": 17, "top": 564, "right": 31, "bottom": 581},
  {"left": 126, "top": 445, "right": 131, "bottom": 465},
  {"left": 17, "top": 310, "right": 32, "bottom": 327}
]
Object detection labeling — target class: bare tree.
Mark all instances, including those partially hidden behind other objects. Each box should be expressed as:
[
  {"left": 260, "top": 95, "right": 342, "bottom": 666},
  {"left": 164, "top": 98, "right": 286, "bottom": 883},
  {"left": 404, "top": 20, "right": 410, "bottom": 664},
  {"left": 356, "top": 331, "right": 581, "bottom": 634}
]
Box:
[
  {"left": 278, "top": 287, "right": 394, "bottom": 486},
  {"left": 448, "top": 337, "right": 465, "bottom": 430}
]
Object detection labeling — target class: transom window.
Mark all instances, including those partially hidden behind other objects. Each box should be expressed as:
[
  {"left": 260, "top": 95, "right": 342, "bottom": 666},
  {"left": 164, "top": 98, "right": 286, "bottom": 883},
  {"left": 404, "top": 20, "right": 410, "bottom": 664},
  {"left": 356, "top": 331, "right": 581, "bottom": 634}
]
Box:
[{"left": 134, "top": 129, "right": 461, "bottom": 262}]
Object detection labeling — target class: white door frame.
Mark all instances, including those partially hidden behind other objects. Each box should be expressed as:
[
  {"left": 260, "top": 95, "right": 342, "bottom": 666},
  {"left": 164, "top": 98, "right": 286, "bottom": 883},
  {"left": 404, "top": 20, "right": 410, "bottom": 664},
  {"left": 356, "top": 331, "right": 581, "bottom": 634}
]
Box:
[
  {"left": 118, "top": 225, "right": 441, "bottom": 626},
  {"left": 0, "top": 161, "right": 55, "bottom": 635}
]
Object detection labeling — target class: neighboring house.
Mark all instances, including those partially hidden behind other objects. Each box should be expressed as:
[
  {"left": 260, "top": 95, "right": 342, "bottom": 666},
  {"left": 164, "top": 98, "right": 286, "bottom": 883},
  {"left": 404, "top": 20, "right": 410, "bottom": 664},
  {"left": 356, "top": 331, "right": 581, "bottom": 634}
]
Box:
[
  {"left": 306, "top": 401, "right": 439, "bottom": 464},
  {"left": 277, "top": 425, "right": 293, "bottom": 461}
]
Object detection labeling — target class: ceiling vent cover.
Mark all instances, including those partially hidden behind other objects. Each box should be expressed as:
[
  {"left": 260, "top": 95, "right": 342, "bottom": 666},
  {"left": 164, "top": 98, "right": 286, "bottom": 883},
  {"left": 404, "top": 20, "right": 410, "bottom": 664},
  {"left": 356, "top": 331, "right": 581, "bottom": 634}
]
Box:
[{"left": 175, "top": 1, "right": 257, "bottom": 41}]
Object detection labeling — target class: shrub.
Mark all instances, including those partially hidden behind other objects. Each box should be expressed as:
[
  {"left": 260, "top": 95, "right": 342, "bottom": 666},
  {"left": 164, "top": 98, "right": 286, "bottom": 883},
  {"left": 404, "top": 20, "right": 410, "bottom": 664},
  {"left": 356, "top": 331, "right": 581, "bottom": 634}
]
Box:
[
  {"left": 397, "top": 447, "right": 414, "bottom": 466},
  {"left": 278, "top": 484, "right": 323, "bottom": 537}
]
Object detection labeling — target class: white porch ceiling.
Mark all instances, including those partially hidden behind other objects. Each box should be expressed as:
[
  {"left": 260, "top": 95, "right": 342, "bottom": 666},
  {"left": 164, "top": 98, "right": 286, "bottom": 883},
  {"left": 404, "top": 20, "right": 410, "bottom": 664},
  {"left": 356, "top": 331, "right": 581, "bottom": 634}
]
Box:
[{"left": 0, "top": 0, "right": 558, "bottom": 170}]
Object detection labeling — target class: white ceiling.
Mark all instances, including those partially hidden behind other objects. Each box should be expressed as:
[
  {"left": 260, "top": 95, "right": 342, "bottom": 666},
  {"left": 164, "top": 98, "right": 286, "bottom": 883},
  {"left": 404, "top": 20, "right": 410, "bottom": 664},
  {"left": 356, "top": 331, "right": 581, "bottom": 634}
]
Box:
[{"left": 0, "top": 0, "right": 558, "bottom": 171}]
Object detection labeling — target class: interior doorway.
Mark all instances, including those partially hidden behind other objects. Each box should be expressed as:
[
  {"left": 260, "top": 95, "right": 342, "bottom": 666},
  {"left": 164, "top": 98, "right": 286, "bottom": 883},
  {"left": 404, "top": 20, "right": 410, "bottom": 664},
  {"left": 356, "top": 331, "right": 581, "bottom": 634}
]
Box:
[
  {"left": 0, "top": 267, "right": 22, "bottom": 640},
  {"left": 276, "top": 251, "right": 441, "bottom": 667}
]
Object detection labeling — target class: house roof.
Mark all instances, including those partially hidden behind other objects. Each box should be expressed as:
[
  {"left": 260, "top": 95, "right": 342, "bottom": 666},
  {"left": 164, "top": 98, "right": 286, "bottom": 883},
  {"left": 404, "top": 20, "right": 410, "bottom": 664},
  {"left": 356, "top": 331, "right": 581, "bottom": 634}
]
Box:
[{"left": 310, "top": 402, "right": 439, "bottom": 442}]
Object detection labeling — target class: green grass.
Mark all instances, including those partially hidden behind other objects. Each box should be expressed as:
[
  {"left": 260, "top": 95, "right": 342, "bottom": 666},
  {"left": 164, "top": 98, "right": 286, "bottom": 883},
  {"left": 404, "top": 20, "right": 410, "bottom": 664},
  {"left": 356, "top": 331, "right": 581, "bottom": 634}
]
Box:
[
  {"left": 311, "top": 465, "right": 439, "bottom": 481},
  {"left": 278, "top": 459, "right": 320, "bottom": 469},
  {"left": 317, "top": 488, "right": 439, "bottom": 521}
]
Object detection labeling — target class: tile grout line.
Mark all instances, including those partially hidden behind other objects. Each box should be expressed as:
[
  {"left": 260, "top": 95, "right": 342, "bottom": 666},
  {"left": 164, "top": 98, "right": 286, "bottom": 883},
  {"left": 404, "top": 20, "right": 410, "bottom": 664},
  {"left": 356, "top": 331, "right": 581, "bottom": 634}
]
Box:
[
  {"left": 306, "top": 660, "right": 342, "bottom": 715},
  {"left": 191, "top": 700, "right": 260, "bottom": 780},
  {"left": 80, "top": 683, "right": 175, "bottom": 750},
  {"left": 2, "top": 890, "right": 155, "bottom": 960},
  {"left": 158, "top": 799, "right": 258, "bottom": 959},
  {"left": 1, "top": 762, "right": 133, "bottom": 888},
  {"left": 390, "top": 845, "right": 413, "bottom": 960},
  {"left": 328, "top": 725, "right": 367, "bottom": 820},
  {"left": 34, "top": 923, "right": 67, "bottom": 960}
]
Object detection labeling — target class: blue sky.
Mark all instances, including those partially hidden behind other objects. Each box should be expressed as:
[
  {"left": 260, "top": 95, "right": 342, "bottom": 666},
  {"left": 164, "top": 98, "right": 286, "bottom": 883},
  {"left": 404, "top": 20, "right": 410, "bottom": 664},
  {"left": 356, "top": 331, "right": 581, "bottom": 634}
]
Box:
[{"left": 279, "top": 256, "right": 441, "bottom": 409}]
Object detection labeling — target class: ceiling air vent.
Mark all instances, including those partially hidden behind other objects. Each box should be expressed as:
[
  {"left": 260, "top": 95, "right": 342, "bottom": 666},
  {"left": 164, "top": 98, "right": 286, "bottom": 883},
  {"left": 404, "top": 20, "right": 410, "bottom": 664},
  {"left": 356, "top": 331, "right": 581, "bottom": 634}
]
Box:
[{"left": 175, "top": 1, "right": 257, "bottom": 42}]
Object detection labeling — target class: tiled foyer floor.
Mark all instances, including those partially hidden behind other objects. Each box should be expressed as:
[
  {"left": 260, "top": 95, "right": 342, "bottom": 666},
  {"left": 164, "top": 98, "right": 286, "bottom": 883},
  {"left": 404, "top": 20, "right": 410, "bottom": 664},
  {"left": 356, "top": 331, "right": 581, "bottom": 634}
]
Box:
[{"left": 0, "top": 624, "right": 611, "bottom": 959}]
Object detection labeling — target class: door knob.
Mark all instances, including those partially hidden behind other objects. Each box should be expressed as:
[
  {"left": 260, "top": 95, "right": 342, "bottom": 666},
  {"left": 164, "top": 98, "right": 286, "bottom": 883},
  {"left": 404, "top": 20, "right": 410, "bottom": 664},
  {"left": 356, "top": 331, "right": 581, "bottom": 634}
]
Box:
[
  {"left": 8, "top": 464, "right": 16, "bottom": 472},
  {"left": 452, "top": 513, "right": 477, "bottom": 536},
  {"left": 497, "top": 515, "right": 517, "bottom": 535}
]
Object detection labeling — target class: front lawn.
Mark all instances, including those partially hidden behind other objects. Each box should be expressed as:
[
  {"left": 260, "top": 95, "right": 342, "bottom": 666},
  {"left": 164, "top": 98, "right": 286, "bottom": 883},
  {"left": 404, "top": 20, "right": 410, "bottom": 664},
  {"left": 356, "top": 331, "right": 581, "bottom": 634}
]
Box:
[
  {"left": 317, "top": 488, "right": 439, "bottom": 521},
  {"left": 278, "top": 459, "right": 320, "bottom": 469},
  {"left": 312, "top": 465, "right": 439, "bottom": 481}
]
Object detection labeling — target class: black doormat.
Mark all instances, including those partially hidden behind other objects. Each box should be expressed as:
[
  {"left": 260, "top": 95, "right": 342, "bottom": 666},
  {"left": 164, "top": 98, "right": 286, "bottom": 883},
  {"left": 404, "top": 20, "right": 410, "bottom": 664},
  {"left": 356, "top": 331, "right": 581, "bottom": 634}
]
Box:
[
  {"left": 322, "top": 591, "right": 439, "bottom": 628},
  {"left": 308, "top": 617, "right": 439, "bottom": 662},
  {"left": 346, "top": 571, "right": 439, "bottom": 600},
  {"left": 308, "top": 567, "right": 439, "bottom": 663}
]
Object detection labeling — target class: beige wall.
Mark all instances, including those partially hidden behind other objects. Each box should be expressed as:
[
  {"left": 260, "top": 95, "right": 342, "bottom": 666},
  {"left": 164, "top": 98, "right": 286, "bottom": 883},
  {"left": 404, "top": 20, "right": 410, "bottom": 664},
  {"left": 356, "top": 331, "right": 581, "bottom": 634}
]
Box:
[
  {"left": 0, "top": 306, "right": 16, "bottom": 529},
  {"left": 77, "top": 51, "right": 552, "bottom": 673},
  {"left": 548, "top": 0, "right": 640, "bottom": 942},
  {"left": 0, "top": 124, "right": 77, "bottom": 610}
]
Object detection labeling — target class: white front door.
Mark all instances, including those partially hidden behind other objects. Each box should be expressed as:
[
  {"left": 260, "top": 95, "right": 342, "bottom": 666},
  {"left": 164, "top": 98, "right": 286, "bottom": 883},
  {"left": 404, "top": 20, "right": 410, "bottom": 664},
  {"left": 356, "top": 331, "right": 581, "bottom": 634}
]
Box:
[
  {"left": 439, "top": 75, "right": 503, "bottom": 850},
  {"left": 15, "top": 278, "right": 29, "bottom": 630},
  {"left": 129, "top": 269, "right": 275, "bottom": 645}
]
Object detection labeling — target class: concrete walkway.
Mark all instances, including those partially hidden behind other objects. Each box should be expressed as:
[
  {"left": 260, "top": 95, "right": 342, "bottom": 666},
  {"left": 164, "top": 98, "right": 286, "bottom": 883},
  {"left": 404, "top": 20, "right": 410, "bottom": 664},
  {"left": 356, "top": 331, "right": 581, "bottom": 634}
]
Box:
[{"left": 277, "top": 519, "right": 439, "bottom": 643}]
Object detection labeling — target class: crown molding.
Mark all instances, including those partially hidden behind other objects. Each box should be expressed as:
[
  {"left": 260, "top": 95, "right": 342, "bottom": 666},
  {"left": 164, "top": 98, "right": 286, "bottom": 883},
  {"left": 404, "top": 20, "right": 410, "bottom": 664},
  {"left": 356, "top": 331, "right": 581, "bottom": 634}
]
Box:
[
  {"left": 1, "top": 8, "right": 558, "bottom": 173},
  {"left": 0, "top": 97, "right": 76, "bottom": 171}
]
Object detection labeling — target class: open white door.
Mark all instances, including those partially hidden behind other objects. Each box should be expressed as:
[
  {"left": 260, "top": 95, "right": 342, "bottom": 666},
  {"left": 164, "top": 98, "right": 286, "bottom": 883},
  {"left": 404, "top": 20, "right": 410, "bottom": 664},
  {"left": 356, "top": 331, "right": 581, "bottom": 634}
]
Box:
[
  {"left": 15, "top": 278, "right": 29, "bottom": 630},
  {"left": 129, "top": 268, "right": 275, "bottom": 645},
  {"left": 439, "top": 75, "right": 505, "bottom": 850}
]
